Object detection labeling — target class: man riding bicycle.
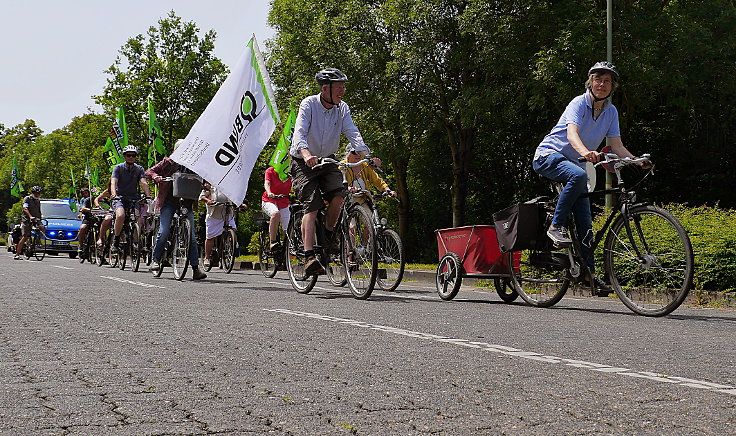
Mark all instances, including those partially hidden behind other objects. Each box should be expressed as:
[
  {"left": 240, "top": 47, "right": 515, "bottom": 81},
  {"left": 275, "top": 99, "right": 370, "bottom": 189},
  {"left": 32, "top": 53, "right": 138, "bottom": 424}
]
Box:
[
  {"left": 77, "top": 187, "right": 93, "bottom": 255},
  {"left": 532, "top": 61, "right": 642, "bottom": 290},
  {"left": 15, "top": 185, "right": 45, "bottom": 260},
  {"left": 110, "top": 145, "right": 151, "bottom": 253},
  {"left": 290, "top": 67, "right": 379, "bottom": 276}
]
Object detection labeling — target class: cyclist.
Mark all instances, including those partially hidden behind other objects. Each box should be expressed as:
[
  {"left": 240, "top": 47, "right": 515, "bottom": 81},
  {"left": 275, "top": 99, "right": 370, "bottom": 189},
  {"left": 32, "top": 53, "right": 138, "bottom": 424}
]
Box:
[
  {"left": 290, "top": 67, "right": 379, "bottom": 276},
  {"left": 15, "top": 186, "right": 45, "bottom": 260},
  {"left": 94, "top": 180, "right": 114, "bottom": 251},
  {"left": 146, "top": 139, "right": 206, "bottom": 280},
  {"left": 110, "top": 145, "right": 151, "bottom": 253},
  {"left": 76, "top": 187, "right": 93, "bottom": 256},
  {"left": 532, "top": 61, "right": 639, "bottom": 290},
  {"left": 343, "top": 149, "right": 396, "bottom": 216},
  {"left": 199, "top": 180, "right": 243, "bottom": 269},
  {"left": 261, "top": 166, "right": 292, "bottom": 252}
]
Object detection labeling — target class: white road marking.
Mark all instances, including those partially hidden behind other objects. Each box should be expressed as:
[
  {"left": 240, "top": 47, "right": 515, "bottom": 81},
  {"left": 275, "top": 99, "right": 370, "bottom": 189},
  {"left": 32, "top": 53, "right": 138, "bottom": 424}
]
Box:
[
  {"left": 100, "top": 276, "right": 165, "bottom": 289},
  {"left": 265, "top": 308, "right": 736, "bottom": 397},
  {"left": 51, "top": 265, "right": 74, "bottom": 270}
]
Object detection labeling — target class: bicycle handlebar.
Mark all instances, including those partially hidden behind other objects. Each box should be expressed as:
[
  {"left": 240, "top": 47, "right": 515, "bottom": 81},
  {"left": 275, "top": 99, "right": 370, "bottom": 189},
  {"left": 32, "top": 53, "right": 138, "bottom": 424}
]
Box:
[
  {"left": 577, "top": 153, "right": 652, "bottom": 167},
  {"left": 312, "top": 157, "right": 373, "bottom": 170}
]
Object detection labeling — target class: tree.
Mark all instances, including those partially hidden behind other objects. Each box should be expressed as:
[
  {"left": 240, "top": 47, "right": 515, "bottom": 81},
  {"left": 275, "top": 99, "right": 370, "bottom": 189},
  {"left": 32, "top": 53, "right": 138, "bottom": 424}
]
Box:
[{"left": 95, "top": 10, "right": 228, "bottom": 159}]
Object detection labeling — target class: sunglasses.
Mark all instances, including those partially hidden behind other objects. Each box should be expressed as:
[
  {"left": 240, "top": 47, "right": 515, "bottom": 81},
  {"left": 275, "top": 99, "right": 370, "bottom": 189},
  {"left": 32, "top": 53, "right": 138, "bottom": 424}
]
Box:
[{"left": 124, "top": 153, "right": 137, "bottom": 158}]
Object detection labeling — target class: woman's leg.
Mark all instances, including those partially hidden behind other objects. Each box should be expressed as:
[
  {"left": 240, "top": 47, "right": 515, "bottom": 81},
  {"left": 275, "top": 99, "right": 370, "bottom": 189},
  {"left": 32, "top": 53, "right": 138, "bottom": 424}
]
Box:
[
  {"left": 533, "top": 153, "right": 588, "bottom": 228},
  {"left": 152, "top": 203, "right": 175, "bottom": 263}
]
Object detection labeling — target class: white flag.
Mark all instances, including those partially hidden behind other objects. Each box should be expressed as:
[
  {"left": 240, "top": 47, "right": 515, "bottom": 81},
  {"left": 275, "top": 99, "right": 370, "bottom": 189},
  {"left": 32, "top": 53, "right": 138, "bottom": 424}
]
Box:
[{"left": 171, "top": 36, "right": 279, "bottom": 205}]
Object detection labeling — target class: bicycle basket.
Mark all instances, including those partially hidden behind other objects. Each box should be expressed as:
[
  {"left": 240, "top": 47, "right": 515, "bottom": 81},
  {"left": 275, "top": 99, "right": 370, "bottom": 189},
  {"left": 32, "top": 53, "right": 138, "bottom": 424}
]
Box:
[
  {"left": 492, "top": 197, "right": 554, "bottom": 253},
  {"left": 172, "top": 172, "right": 203, "bottom": 200}
]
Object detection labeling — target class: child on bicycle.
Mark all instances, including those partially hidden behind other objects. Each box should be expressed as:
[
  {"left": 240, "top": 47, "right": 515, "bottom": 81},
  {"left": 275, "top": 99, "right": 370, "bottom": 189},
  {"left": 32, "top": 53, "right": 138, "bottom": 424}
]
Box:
[
  {"left": 199, "top": 180, "right": 241, "bottom": 269},
  {"left": 261, "top": 166, "right": 292, "bottom": 252},
  {"left": 342, "top": 149, "right": 396, "bottom": 217}
]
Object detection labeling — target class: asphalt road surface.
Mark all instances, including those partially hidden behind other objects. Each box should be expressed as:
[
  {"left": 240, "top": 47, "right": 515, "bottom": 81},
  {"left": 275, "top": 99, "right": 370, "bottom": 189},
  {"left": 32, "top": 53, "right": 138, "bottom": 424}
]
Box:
[{"left": 1, "top": 252, "right": 734, "bottom": 435}]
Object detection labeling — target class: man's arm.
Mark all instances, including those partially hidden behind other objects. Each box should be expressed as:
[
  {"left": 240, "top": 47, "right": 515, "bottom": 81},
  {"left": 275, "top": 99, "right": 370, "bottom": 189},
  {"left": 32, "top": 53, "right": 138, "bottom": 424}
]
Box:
[{"left": 110, "top": 177, "right": 118, "bottom": 198}]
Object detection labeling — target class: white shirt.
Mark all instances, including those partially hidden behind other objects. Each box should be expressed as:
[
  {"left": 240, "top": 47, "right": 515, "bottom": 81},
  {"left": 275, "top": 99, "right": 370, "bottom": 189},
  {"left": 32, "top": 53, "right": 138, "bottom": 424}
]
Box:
[{"left": 290, "top": 94, "right": 369, "bottom": 158}]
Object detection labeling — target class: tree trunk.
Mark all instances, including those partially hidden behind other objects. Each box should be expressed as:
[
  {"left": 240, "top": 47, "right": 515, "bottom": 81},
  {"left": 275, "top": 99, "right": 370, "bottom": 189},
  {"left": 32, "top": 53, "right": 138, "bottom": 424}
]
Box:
[{"left": 445, "top": 123, "right": 475, "bottom": 228}]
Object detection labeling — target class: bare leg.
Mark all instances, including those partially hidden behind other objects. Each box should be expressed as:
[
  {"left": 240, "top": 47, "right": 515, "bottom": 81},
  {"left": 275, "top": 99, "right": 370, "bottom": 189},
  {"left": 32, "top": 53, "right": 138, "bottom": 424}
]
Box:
[
  {"left": 269, "top": 212, "right": 281, "bottom": 243},
  {"left": 325, "top": 196, "right": 344, "bottom": 230},
  {"left": 204, "top": 238, "right": 215, "bottom": 260},
  {"left": 302, "top": 210, "right": 318, "bottom": 251}
]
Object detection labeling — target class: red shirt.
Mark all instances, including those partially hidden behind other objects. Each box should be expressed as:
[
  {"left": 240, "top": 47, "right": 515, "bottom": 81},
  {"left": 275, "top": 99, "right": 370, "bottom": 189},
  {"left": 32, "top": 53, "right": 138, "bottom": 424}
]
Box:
[{"left": 261, "top": 167, "right": 292, "bottom": 209}]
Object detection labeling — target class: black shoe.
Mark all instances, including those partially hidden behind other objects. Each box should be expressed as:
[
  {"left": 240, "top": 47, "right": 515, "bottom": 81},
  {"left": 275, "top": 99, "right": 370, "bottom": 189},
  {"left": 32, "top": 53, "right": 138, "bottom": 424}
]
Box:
[
  {"left": 192, "top": 267, "right": 207, "bottom": 280},
  {"left": 590, "top": 276, "right": 612, "bottom": 296},
  {"left": 547, "top": 226, "right": 572, "bottom": 247}
]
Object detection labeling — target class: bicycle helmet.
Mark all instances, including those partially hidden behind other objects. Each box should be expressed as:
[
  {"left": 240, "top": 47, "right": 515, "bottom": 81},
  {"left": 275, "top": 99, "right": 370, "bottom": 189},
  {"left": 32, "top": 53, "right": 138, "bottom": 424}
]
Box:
[
  {"left": 31, "top": 185, "right": 42, "bottom": 193},
  {"left": 315, "top": 68, "right": 348, "bottom": 85},
  {"left": 588, "top": 61, "right": 618, "bottom": 81},
  {"left": 122, "top": 145, "right": 138, "bottom": 155}
]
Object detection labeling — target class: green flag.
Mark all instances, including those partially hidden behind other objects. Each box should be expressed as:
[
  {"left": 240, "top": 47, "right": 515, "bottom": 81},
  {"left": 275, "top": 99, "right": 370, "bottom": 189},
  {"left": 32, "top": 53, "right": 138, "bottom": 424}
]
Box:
[
  {"left": 102, "top": 107, "right": 128, "bottom": 171},
  {"left": 10, "top": 156, "right": 24, "bottom": 197},
  {"left": 91, "top": 166, "right": 100, "bottom": 189},
  {"left": 147, "top": 98, "right": 166, "bottom": 168},
  {"left": 269, "top": 105, "right": 296, "bottom": 181},
  {"left": 69, "top": 168, "right": 78, "bottom": 212}
]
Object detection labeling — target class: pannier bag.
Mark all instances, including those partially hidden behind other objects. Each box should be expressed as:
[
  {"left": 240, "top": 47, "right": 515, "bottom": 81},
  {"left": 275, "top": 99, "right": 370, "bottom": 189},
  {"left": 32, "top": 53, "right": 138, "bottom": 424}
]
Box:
[
  {"left": 253, "top": 212, "right": 268, "bottom": 228},
  {"left": 492, "top": 197, "right": 554, "bottom": 253},
  {"left": 172, "top": 171, "right": 203, "bottom": 200}
]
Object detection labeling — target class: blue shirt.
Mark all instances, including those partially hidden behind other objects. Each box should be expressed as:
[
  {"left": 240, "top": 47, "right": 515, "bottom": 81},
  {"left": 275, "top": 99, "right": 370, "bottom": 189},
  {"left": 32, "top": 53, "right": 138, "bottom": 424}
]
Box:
[
  {"left": 534, "top": 92, "right": 620, "bottom": 164},
  {"left": 290, "top": 94, "right": 369, "bottom": 158},
  {"left": 111, "top": 163, "right": 146, "bottom": 200}
]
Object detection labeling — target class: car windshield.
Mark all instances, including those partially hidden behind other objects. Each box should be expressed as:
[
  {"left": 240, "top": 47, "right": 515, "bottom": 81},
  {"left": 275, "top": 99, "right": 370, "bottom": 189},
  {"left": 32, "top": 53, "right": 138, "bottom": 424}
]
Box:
[{"left": 41, "top": 202, "right": 79, "bottom": 220}]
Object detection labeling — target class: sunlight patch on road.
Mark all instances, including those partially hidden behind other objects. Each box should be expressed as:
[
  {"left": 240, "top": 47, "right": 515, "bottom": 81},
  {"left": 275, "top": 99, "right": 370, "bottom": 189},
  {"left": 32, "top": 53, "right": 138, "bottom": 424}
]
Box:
[{"left": 264, "top": 308, "right": 736, "bottom": 397}]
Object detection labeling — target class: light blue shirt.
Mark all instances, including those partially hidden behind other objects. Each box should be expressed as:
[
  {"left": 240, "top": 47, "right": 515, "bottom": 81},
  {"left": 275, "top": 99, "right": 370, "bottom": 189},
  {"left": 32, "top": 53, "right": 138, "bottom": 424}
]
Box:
[
  {"left": 534, "top": 92, "right": 620, "bottom": 164},
  {"left": 290, "top": 94, "right": 369, "bottom": 158}
]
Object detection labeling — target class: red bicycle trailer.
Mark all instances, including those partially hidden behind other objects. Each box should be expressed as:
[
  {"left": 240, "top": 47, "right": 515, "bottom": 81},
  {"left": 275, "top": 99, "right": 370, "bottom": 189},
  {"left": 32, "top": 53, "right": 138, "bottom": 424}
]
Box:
[{"left": 435, "top": 225, "right": 519, "bottom": 302}]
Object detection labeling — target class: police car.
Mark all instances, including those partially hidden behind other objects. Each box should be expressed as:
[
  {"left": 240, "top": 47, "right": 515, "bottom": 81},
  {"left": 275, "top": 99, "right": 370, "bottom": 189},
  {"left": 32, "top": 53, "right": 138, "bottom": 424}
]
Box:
[{"left": 40, "top": 199, "right": 82, "bottom": 258}]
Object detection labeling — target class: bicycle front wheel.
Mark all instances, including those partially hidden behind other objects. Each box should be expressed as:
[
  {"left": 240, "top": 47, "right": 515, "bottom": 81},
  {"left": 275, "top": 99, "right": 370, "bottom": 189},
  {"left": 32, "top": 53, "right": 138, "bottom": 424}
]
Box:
[
  {"left": 376, "top": 228, "right": 405, "bottom": 292},
  {"left": 33, "top": 233, "right": 46, "bottom": 261},
  {"left": 172, "top": 219, "right": 191, "bottom": 281},
  {"left": 259, "top": 230, "right": 277, "bottom": 278},
  {"left": 604, "top": 205, "right": 694, "bottom": 317},
  {"left": 131, "top": 223, "right": 142, "bottom": 272},
  {"left": 118, "top": 228, "right": 128, "bottom": 271},
  {"left": 343, "top": 206, "right": 377, "bottom": 299},
  {"left": 285, "top": 208, "right": 318, "bottom": 293},
  {"left": 222, "top": 228, "right": 236, "bottom": 274},
  {"left": 508, "top": 249, "right": 569, "bottom": 308},
  {"left": 326, "top": 236, "right": 347, "bottom": 287}
]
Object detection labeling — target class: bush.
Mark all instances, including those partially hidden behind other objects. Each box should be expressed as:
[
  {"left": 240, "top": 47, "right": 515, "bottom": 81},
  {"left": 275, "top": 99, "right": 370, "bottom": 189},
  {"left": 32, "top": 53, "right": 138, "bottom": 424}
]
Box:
[{"left": 593, "top": 204, "right": 736, "bottom": 293}]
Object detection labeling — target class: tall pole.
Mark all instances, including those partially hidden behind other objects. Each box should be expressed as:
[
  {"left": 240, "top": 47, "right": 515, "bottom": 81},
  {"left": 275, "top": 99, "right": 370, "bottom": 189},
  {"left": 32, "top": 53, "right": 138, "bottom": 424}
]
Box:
[{"left": 605, "top": 0, "right": 614, "bottom": 208}]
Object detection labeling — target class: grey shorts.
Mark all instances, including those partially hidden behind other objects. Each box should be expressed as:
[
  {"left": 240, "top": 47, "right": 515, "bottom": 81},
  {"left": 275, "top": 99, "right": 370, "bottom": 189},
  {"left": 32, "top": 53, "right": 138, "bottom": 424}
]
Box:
[{"left": 290, "top": 158, "right": 346, "bottom": 213}]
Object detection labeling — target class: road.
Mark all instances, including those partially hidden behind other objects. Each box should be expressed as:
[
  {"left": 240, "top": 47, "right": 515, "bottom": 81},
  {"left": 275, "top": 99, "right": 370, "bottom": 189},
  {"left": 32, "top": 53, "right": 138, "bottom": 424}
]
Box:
[{"left": 1, "top": 253, "right": 734, "bottom": 435}]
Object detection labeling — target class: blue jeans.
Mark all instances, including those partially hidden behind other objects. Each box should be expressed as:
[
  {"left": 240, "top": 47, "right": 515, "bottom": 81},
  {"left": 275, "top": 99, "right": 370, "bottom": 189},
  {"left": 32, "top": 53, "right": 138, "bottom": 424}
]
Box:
[
  {"left": 533, "top": 152, "right": 594, "bottom": 271},
  {"left": 152, "top": 200, "right": 199, "bottom": 267}
]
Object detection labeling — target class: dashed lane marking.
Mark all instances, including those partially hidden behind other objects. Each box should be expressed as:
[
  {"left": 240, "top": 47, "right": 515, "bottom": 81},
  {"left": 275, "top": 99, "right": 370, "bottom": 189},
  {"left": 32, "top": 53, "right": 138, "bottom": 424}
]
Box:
[
  {"left": 100, "top": 276, "right": 166, "bottom": 289},
  {"left": 51, "top": 265, "right": 74, "bottom": 270},
  {"left": 264, "top": 308, "right": 736, "bottom": 397}
]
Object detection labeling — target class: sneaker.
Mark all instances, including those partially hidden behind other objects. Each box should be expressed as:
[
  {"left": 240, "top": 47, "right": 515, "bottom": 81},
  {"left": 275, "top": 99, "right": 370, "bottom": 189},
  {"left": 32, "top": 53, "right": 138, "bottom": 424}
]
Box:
[
  {"left": 192, "top": 267, "right": 207, "bottom": 280},
  {"left": 547, "top": 226, "right": 572, "bottom": 246},
  {"left": 13, "top": 254, "right": 21, "bottom": 260},
  {"left": 149, "top": 261, "right": 161, "bottom": 272},
  {"left": 203, "top": 258, "right": 211, "bottom": 269},
  {"left": 269, "top": 241, "right": 280, "bottom": 252},
  {"left": 304, "top": 255, "right": 324, "bottom": 276}
]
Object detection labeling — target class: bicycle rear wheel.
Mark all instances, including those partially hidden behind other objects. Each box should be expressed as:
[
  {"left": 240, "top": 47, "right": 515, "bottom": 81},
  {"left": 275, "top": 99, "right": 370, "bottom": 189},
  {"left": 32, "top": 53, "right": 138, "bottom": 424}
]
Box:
[
  {"left": 222, "top": 228, "right": 236, "bottom": 273},
  {"left": 508, "top": 249, "right": 569, "bottom": 307},
  {"left": 376, "top": 228, "right": 405, "bottom": 291},
  {"left": 33, "top": 233, "right": 46, "bottom": 261},
  {"left": 131, "top": 223, "right": 142, "bottom": 272},
  {"left": 326, "top": 235, "right": 347, "bottom": 287},
  {"left": 285, "top": 208, "right": 317, "bottom": 293},
  {"left": 259, "top": 230, "right": 277, "bottom": 278},
  {"left": 172, "top": 219, "right": 191, "bottom": 281},
  {"left": 604, "top": 205, "right": 694, "bottom": 317},
  {"left": 343, "top": 206, "right": 377, "bottom": 299}
]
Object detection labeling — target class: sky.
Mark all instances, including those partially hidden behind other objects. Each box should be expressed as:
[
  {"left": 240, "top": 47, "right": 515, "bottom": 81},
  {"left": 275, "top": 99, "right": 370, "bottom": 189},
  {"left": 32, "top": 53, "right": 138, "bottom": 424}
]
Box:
[{"left": 0, "top": 0, "right": 276, "bottom": 134}]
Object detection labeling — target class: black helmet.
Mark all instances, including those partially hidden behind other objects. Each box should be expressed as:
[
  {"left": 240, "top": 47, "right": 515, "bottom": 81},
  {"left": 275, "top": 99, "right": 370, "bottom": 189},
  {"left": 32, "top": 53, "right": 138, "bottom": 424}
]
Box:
[
  {"left": 315, "top": 68, "right": 348, "bottom": 85},
  {"left": 588, "top": 61, "right": 618, "bottom": 81},
  {"left": 31, "top": 186, "right": 42, "bottom": 193}
]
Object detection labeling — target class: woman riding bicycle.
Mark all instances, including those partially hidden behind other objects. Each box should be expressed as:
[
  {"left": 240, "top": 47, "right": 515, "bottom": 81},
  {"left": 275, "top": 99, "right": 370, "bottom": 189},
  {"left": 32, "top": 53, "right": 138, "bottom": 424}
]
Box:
[
  {"left": 200, "top": 180, "right": 243, "bottom": 269},
  {"left": 532, "top": 61, "right": 639, "bottom": 290},
  {"left": 261, "top": 166, "right": 292, "bottom": 252}
]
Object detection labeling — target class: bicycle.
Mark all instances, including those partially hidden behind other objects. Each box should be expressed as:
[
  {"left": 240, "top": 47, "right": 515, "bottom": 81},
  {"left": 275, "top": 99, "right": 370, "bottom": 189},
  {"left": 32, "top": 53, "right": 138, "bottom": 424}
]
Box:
[
  {"left": 78, "top": 213, "right": 100, "bottom": 264},
  {"left": 506, "top": 153, "right": 694, "bottom": 317},
  {"left": 112, "top": 196, "right": 145, "bottom": 272},
  {"left": 150, "top": 178, "right": 195, "bottom": 281},
  {"left": 285, "top": 157, "right": 378, "bottom": 299},
  {"left": 22, "top": 219, "right": 48, "bottom": 261},
  {"left": 202, "top": 201, "right": 238, "bottom": 274},
  {"left": 256, "top": 198, "right": 287, "bottom": 278},
  {"left": 352, "top": 189, "right": 405, "bottom": 292}
]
